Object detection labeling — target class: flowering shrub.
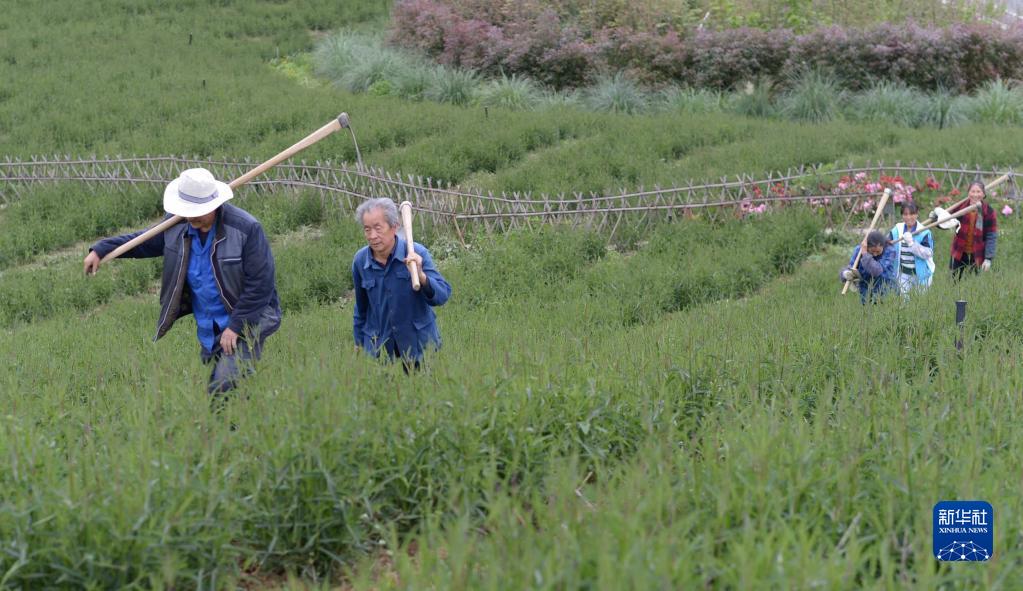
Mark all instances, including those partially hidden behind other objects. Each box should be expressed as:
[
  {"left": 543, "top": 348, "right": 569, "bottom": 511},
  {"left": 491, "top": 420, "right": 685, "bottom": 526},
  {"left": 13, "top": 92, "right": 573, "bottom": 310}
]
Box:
[
  {"left": 827, "top": 172, "right": 934, "bottom": 211},
  {"left": 737, "top": 171, "right": 977, "bottom": 218},
  {"left": 391, "top": 1, "right": 1023, "bottom": 93},
  {"left": 739, "top": 198, "right": 768, "bottom": 216}
]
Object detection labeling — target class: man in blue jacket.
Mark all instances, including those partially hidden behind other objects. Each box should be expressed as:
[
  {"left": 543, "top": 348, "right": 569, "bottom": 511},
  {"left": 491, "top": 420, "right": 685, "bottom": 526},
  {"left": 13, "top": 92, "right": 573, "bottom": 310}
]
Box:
[
  {"left": 352, "top": 198, "right": 451, "bottom": 369},
  {"left": 83, "top": 168, "right": 281, "bottom": 398},
  {"left": 839, "top": 230, "right": 898, "bottom": 304}
]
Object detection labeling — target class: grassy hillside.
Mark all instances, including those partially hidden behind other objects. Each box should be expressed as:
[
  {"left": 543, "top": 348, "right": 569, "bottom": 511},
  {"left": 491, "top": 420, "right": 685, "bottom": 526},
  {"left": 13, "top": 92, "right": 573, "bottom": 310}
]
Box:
[
  {"left": 2, "top": 0, "right": 1021, "bottom": 199},
  {"left": 3, "top": 1, "right": 1023, "bottom": 588},
  {"left": 3, "top": 204, "right": 1022, "bottom": 586}
]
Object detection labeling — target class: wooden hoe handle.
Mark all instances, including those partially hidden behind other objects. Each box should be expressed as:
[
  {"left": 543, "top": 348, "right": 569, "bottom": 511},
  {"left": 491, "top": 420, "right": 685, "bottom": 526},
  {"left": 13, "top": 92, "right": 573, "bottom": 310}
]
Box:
[
  {"left": 101, "top": 113, "right": 350, "bottom": 263},
  {"left": 942, "top": 173, "right": 1012, "bottom": 214},
  {"left": 915, "top": 202, "right": 981, "bottom": 234},
  {"left": 400, "top": 201, "right": 420, "bottom": 291},
  {"left": 842, "top": 188, "right": 892, "bottom": 295}
]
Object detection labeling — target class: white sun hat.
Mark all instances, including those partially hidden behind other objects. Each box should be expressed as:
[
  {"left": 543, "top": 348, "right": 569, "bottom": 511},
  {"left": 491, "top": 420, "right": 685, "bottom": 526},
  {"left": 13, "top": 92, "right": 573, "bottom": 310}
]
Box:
[{"left": 163, "top": 167, "right": 233, "bottom": 217}]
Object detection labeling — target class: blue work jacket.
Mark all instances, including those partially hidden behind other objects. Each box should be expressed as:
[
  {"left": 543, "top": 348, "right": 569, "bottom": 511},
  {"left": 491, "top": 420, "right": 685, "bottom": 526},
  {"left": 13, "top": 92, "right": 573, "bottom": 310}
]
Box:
[
  {"left": 352, "top": 237, "right": 451, "bottom": 360},
  {"left": 843, "top": 244, "right": 898, "bottom": 304}
]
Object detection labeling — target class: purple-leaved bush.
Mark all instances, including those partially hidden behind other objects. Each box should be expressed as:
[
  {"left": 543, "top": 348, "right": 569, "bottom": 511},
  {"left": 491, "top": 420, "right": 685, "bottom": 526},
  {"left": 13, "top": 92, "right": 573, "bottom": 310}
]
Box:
[{"left": 391, "top": 0, "right": 1023, "bottom": 92}]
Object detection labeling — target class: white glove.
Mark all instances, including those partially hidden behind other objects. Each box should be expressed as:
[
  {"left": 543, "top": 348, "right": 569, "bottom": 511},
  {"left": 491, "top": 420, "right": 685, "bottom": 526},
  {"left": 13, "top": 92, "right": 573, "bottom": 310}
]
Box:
[
  {"left": 842, "top": 268, "right": 860, "bottom": 281},
  {"left": 981, "top": 259, "right": 992, "bottom": 271},
  {"left": 901, "top": 232, "right": 915, "bottom": 247},
  {"left": 949, "top": 219, "right": 961, "bottom": 234}
]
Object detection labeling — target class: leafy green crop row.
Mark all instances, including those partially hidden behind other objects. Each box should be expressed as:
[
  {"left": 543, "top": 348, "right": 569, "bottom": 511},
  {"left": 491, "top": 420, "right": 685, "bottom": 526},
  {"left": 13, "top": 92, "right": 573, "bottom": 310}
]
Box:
[
  {"left": 0, "top": 188, "right": 336, "bottom": 326},
  {"left": 2, "top": 212, "right": 1021, "bottom": 586},
  {"left": 4, "top": 0, "right": 1023, "bottom": 202},
  {"left": 447, "top": 209, "right": 825, "bottom": 327}
]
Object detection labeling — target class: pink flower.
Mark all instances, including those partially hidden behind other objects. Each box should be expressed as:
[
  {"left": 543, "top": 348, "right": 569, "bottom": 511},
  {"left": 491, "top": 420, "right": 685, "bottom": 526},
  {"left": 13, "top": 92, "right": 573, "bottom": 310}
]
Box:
[
  {"left": 854, "top": 172, "right": 867, "bottom": 182},
  {"left": 893, "top": 193, "right": 905, "bottom": 203},
  {"left": 865, "top": 182, "right": 882, "bottom": 193},
  {"left": 1002, "top": 204, "right": 1013, "bottom": 215},
  {"left": 837, "top": 181, "right": 850, "bottom": 191}
]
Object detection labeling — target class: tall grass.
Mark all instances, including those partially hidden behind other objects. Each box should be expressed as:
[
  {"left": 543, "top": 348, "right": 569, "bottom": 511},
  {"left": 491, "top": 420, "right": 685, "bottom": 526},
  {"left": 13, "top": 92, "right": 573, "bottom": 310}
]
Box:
[
  {"left": 961, "top": 79, "right": 1023, "bottom": 126},
  {"left": 919, "top": 88, "right": 970, "bottom": 130},
  {"left": 6, "top": 0, "right": 1023, "bottom": 202},
  {"left": 474, "top": 74, "right": 542, "bottom": 111},
  {"left": 780, "top": 69, "right": 844, "bottom": 123},
  {"left": 729, "top": 78, "right": 777, "bottom": 118},
  {"left": 390, "top": 65, "right": 435, "bottom": 101},
  {"left": 846, "top": 81, "right": 928, "bottom": 128},
  {"left": 3, "top": 209, "right": 1022, "bottom": 587},
  {"left": 0, "top": 185, "right": 162, "bottom": 270},
  {"left": 582, "top": 73, "right": 649, "bottom": 114},
  {"left": 311, "top": 31, "right": 370, "bottom": 83},
  {"left": 7, "top": 1, "right": 1023, "bottom": 586},
  {"left": 313, "top": 31, "right": 430, "bottom": 96},
  {"left": 424, "top": 68, "right": 481, "bottom": 106},
  {"left": 658, "top": 86, "right": 727, "bottom": 115}
]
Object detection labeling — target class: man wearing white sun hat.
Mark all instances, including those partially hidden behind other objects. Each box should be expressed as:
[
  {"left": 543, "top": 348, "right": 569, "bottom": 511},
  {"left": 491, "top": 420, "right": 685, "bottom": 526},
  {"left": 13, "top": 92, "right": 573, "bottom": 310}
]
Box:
[{"left": 84, "top": 168, "right": 281, "bottom": 401}]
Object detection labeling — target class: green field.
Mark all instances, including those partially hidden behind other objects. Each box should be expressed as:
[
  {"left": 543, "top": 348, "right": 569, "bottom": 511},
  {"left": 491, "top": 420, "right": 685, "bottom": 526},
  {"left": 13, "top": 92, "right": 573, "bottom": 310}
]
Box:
[
  {"left": 3, "top": 1, "right": 1023, "bottom": 588},
  {"left": 4, "top": 0, "right": 1023, "bottom": 196}
]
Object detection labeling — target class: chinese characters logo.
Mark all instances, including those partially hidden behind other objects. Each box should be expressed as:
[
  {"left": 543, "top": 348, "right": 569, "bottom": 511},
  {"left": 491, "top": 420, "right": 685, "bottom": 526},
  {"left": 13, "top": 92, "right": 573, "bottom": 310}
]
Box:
[{"left": 933, "top": 501, "right": 993, "bottom": 562}]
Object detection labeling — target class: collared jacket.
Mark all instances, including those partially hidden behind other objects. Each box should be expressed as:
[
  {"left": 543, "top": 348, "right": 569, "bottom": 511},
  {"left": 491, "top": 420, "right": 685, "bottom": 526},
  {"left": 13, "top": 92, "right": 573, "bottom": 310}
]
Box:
[
  {"left": 352, "top": 237, "right": 451, "bottom": 360},
  {"left": 841, "top": 244, "right": 898, "bottom": 304},
  {"left": 90, "top": 204, "right": 281, "bottom": 343}
]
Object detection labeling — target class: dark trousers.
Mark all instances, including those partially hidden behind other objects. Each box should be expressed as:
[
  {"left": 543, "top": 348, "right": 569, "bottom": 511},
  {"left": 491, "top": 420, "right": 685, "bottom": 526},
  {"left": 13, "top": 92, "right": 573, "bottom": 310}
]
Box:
[
  {"left": 950, "top": 254, "right": 978, "bottom": 281},
  {"left": 384, "top": 339, "right": 421, "bottom": 374},
  {"left": 201, "top": 330, "right": 263, "bottom": 410}
]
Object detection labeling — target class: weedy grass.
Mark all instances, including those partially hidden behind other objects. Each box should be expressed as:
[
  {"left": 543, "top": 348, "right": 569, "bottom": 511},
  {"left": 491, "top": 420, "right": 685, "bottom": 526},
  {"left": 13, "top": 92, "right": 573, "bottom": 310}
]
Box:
[
  {"left": 961, "top": 79, "right": 1023, "bottom": 126},
  {"left": 7, "top": 0, "right": 1023, "bottom": 587},
  {"left": 0, "top": 185, "right": 163, "bottom": 270},
  {"left": 658, "top": 86, "right": 728, "bottom": 115},
  {"left": 583, "top": 73, "right": 649, "bottom": 115},
  {"left": 350, "top": 219, "right": 1023, "bottom": 590},
  {"left": 780, "top": 69, "right": 845, "bottom": 124},
  {"left": 7, "top": 0, "right": 1023, "bottom": 201},
  {"left": 846, "top": 82, "right": 929, "bottom": 128},
  {"left": 6, "top": 208, "right": 1023, "bottom": 584},
  {"left": 5, "top": 208, "right": 1023, "bottom": 587},
  {"left": 474, "top": 74, "right": 543, "bottom": 111}
]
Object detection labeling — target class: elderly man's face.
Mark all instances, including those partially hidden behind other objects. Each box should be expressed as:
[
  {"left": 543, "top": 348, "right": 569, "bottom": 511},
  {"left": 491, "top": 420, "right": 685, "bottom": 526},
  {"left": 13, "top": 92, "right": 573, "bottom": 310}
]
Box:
[
  {"left": 362, "top": 207, "right": 397, "bottom": 258},
  {"left": 186, "top": 210, "right": 218, "bottom": 232},
  {"left": 867, "top": 243, "right": 884, "bottom": 257}
]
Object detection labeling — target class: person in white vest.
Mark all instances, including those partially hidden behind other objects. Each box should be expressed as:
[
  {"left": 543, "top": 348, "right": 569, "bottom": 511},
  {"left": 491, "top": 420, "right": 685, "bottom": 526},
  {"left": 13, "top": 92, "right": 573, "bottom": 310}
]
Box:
[{"left": 888, "top": 201, "right": 934, "bottom": 295}]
